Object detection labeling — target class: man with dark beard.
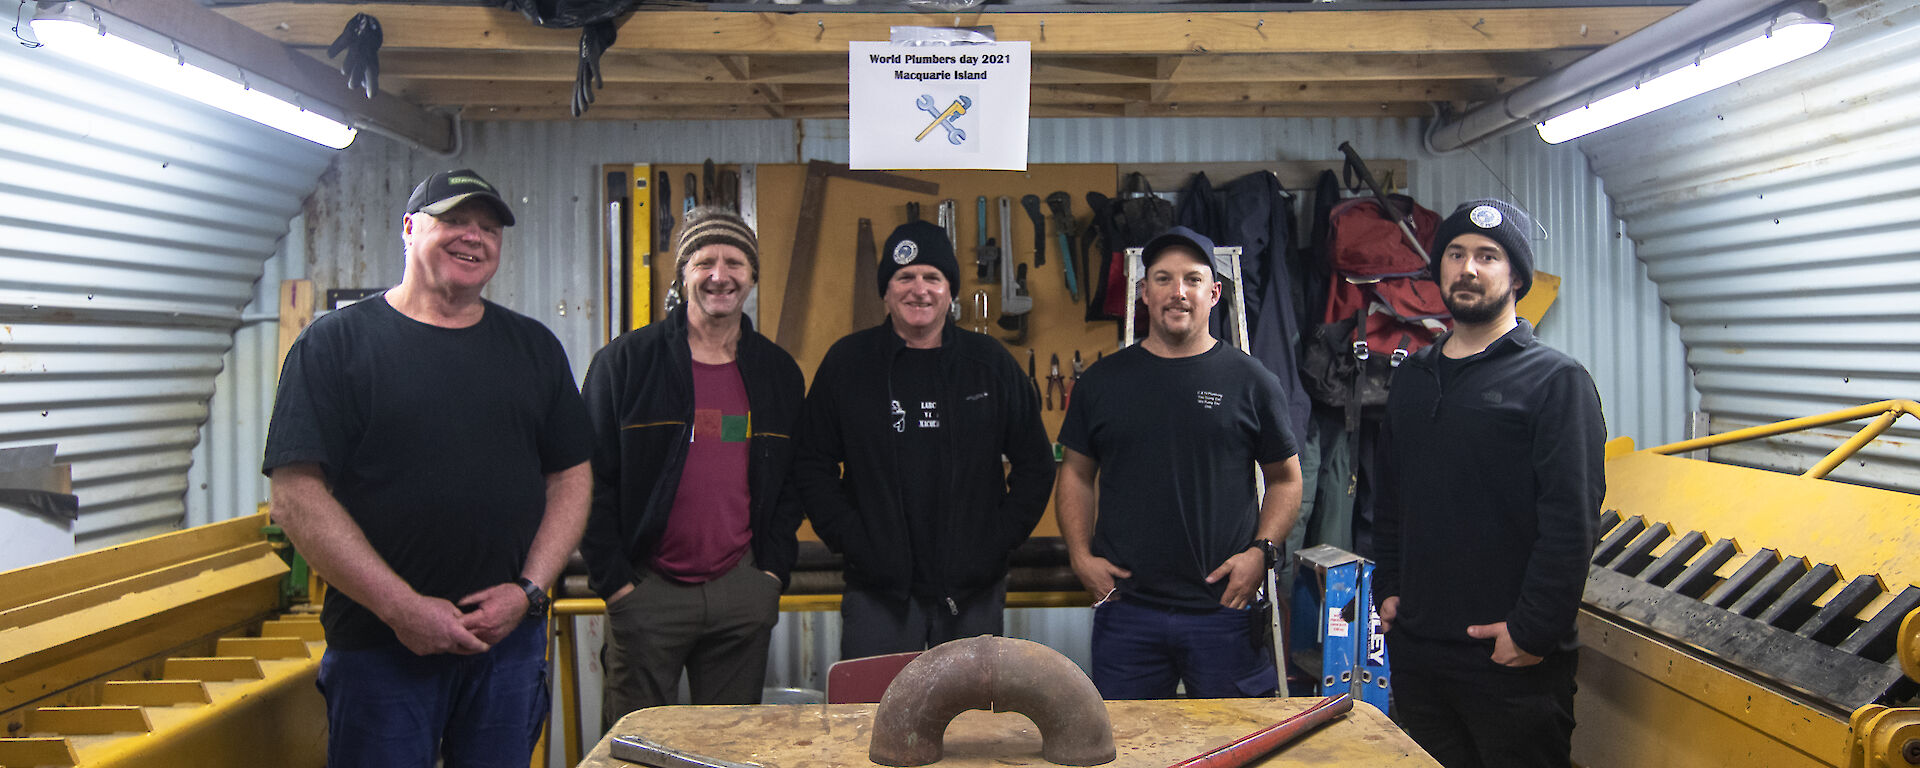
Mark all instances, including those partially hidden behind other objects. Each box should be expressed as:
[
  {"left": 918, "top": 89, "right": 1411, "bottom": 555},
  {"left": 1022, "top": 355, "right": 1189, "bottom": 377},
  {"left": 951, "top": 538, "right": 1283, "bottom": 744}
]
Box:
[{"left": 1372, "top": 199, "right": 1607, "bottom": 767}]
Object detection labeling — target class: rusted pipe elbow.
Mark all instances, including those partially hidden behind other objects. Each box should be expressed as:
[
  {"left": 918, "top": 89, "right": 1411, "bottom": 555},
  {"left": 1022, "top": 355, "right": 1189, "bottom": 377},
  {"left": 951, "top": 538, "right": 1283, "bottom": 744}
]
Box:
[{"left": 868, "top": 635, "right": 1115, "bottom": 767}]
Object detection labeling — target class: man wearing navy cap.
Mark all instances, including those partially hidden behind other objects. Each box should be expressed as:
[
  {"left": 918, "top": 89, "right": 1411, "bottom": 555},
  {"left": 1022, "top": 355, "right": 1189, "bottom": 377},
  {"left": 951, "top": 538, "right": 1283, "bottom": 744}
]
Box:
[
  {"left": 1373, "top": 199, "right": 1606, "bottom": 767},
  {"left": 264, "top": 169, "right": 591, "bottom": 767},
  {"left": 1056, "top": 225, "right": 1304, "bottom": 699},
  {"left": 794, "top": 220, "right": 1054, "bottom": 660}
]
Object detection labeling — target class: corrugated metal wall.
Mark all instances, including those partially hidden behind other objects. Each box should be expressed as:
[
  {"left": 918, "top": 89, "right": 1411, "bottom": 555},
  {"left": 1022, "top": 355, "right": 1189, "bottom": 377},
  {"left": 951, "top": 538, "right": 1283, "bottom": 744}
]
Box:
[
  {"left": 0, "top": 35, "right": 333, "bottom": 550},
  {"left": 1579, "top": 0, "right": 1920, "bottom": 492},
  {"left": 187, "top": 217, "right": 308, "bottom": 529},
  {"left": 300, "top": 120, "right": 803, "bottom": 377}
]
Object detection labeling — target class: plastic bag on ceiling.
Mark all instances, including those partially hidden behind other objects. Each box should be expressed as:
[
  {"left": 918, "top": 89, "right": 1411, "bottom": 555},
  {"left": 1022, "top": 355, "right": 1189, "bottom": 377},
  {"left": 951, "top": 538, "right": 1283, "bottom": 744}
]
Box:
[{"left": 499, "top": 0, "right": 637, "bottom": 29}]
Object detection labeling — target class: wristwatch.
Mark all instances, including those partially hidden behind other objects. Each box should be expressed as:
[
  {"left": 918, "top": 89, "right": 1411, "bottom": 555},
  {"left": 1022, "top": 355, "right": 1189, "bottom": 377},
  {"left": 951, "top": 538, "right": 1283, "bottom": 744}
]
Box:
[
  {"left": 1250, "top": 539, "right": 1279, "bottom": 570},
  {"left": 515, "top": 577, "right": 551, "bottom": 618}
]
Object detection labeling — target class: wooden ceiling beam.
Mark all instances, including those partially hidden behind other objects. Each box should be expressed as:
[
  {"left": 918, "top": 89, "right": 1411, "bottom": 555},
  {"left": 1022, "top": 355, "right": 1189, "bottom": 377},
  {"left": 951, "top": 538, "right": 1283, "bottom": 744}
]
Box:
[
  {"left": 716, "top": 55, "right": 753, "bottom": 81},
  {"left": 377, "top": 49, "right": 1575, "bottom": 87},
  {"left": 393, "top": 80, "right": 783, "bottom": 107},
  {"left": 1164, "top": 51, "right": 1583, "bottom": 82},
  {"left": 467, "top": 101, "right": 1434, "bottom": 121},
  {"left": 470, "top": 104, "right": 850, "bottom": 121},
  {"left": 389, "top": 78, "right": 1483, "bottom": 114},
  {"left": 219, "top": 5, "right": 1677, "bottom": 55},
  {"left": 1035, "top": 102, "right": 1434, "bottom": 118},
  {"left": 1164, "top": 79, "right": 1501, "bottom": 104},
  {"left": 1033, "top": 56, "right": 1162, "bottom": 83}
]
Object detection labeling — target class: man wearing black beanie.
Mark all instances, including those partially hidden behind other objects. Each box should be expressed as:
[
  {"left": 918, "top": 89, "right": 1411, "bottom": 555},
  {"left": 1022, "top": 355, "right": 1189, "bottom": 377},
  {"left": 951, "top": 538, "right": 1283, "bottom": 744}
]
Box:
[
  {"left": 795, "top": 220, "right": 1054, "bottom": 660},
  {"left": 1373, "top": 199, "right": 1607, "bottom": 767}
]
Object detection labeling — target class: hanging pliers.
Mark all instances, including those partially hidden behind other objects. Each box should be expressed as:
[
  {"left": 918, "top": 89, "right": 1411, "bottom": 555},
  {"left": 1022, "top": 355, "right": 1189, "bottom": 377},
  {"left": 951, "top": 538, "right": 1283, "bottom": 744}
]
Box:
[{"left": 1066, "top": 351, "right": 1084, "bottom": 410}]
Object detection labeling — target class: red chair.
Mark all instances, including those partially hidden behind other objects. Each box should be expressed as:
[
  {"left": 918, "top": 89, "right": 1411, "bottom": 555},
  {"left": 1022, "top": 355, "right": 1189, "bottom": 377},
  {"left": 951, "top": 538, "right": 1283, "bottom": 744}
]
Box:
[{"left": 826, "top": 651, "right": 923, "bottom": 704}]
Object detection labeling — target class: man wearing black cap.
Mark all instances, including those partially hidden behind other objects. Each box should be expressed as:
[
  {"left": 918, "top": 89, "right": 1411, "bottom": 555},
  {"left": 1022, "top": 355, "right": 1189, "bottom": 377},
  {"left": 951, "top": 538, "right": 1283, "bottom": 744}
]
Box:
[
  {"left": 579, "top": 207, "right": 804, "bottom": 720},
  {"left": 263, "top": 169, "right": 592, "bottom": 767},
  {"left": 1373, "top": 199, "right": 1605, "bottom": 767},
  {"left": 794, "top": 219, "right": 1053, "bottom": 659},
  {"left": 1056, "top": 225, "right": 1304, "bottom": 699}
]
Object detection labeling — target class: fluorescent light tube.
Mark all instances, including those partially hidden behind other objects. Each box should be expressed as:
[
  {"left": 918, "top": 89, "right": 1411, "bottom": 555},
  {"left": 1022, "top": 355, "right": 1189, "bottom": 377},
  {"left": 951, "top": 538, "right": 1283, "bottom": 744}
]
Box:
[
  {"left": 1537, "top": 13, "right": 1832, "bottom": 145},
  {"left": 30, "top": 14, "right": 357, "bottom": 149}
]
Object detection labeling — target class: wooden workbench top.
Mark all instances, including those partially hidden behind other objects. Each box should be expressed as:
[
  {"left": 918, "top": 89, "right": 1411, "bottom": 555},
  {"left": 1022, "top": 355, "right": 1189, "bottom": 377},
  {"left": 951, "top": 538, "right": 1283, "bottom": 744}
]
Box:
[{"left": 581, "top": 697, "right": 1437, "bottom": 767}]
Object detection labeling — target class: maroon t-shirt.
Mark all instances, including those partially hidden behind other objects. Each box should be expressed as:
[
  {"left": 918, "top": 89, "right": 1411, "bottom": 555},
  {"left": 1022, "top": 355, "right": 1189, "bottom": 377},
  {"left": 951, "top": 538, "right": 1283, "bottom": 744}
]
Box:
[{"left": 651, "top": 360, "right": 753, "bottom": 582}]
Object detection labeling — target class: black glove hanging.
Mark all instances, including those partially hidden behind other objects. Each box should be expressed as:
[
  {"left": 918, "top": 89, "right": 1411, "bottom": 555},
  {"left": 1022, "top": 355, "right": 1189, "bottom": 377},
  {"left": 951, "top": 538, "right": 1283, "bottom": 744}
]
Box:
[
  {"left": 571, "top": 21, "right": 617, "bottom": 117},
  {"left": 326, "top": 13, "right": 383, "bottom": 99}
]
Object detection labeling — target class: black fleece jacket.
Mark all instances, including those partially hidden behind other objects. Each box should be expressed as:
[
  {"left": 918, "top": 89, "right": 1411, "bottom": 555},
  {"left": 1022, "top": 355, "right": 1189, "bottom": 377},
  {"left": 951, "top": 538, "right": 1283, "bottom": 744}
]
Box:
[
  {"left": 1373, "top": 319, "right": 1606, "bottom": 662},
  {"left": 793, "top": 320, "right": 1054, "bottom": 602},
  {"left": 578, "top": 306, "right": 806, "bottom": 599}
]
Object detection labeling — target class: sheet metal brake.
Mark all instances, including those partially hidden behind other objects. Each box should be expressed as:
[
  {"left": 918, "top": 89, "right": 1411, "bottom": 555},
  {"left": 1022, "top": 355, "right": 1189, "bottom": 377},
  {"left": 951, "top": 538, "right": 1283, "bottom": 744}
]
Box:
[{"left": 1574, "top": 400, "right": 1920, "bottom": 768}]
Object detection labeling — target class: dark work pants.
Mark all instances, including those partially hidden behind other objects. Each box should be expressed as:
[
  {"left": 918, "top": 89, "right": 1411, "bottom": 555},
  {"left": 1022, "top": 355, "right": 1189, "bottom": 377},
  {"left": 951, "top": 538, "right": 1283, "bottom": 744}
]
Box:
[
  {"left": 316, "top": 617, "right": 549, "bottom": 768},
  {"left": 1390, "top": 651, "right": 1578, "bottom": 768},
  {"left": 601, "top": 554, "right": 782, "bottom": 728},
  {"left": 839, "top": 577, "right": 1007, "bottom": 660}
]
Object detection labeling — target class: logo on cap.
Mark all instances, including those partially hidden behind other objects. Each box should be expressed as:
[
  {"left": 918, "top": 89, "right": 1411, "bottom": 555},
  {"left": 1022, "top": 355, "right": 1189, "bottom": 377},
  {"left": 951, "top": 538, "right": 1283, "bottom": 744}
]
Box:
[
  {"left": 1469, "top": 205, "right": 1504, "bottom": 229},
  {"left": 892, "top": 239, "right": 919, "bottom": 265}
]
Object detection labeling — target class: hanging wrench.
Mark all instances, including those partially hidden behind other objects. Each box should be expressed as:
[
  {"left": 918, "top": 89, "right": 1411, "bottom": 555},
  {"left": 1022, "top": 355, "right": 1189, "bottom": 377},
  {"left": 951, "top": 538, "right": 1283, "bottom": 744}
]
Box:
[
  {"left": 914, "top": 94, "right": 970, "bottom": 144},
  {"left": 914, "top": 98, "right": 968, "bottom": 145}
]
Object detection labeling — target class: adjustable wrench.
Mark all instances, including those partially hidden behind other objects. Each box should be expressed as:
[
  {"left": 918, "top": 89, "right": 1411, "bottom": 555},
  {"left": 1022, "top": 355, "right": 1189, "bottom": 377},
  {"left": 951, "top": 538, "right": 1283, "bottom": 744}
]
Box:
[
  {"left": 996, "top": 196, "right": 1031, "bottom": 343},
  {"left": 914, "top": 94, "right": 969, "bottom": 144}
]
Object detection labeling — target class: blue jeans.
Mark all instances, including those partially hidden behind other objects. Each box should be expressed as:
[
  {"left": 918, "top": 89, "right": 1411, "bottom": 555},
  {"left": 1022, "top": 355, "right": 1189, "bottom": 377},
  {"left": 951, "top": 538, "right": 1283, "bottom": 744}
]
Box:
[
  {"left": 1091, "top": 598, "right": 1277, "bottom": 700},
  {"left": 316, "top": 617, "right": 550, "bottom": 768}
]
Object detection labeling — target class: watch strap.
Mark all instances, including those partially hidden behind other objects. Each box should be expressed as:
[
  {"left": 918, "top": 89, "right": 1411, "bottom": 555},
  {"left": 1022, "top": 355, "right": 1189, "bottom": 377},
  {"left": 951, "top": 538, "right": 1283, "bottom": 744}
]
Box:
[{"left": 515, "top": 577, "right": 550, "bottom": 617}]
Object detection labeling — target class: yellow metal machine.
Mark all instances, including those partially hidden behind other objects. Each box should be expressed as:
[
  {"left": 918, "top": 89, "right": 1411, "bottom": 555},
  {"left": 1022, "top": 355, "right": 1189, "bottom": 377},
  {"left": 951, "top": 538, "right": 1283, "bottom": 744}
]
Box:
[
  {"left": 1575, "top": 400, "right": 1920, "bottom": 768},
  {"left": 0, "top": 513, "right": 325, "bottom": 768}
]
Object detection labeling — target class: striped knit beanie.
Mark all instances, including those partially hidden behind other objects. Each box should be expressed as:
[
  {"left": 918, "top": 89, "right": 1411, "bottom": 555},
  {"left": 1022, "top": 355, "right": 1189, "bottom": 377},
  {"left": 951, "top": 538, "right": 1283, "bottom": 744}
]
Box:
[{"left": 673, "top": 206, "right": 760, "bottom": 292}]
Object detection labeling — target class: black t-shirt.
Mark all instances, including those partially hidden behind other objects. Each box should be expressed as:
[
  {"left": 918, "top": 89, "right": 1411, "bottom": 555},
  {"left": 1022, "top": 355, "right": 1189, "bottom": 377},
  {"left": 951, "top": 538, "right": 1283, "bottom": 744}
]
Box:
[
  {"left": 262, "top": 295, "right": 592, "bottom": 650},
  {"left": 891, "top": 347, "right": 948, "bottom": 596},
  {"left": 1058, "top": 342, "right": 1298, "bottom": 610}
]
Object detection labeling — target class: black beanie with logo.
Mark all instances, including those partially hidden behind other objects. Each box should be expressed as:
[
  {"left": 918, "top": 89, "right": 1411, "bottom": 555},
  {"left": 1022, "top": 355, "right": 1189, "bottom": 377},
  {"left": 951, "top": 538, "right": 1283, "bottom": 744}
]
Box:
[
  {"left": 1430, "top": 199, "right": 1536, "bottom": 299},
  {"left": 877, "top": 220, "right": 961, "bottom": 297}
]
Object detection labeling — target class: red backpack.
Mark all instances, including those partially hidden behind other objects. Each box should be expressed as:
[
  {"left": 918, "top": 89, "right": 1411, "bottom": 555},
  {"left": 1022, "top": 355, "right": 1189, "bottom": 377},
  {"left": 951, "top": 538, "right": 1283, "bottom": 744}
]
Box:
[
  {"left": 1323, "top": 195, "right": 1450, "bottom": 356},
  {"left": 1301, "top": 194, "right": 1452, "bottom": 419}
]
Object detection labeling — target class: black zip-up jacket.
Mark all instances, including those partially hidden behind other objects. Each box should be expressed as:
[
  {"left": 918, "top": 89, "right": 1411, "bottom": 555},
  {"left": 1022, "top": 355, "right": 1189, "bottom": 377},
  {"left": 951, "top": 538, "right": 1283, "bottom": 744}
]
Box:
[
  {"left": 1373, "top": 319, "right": 1605, "bottom": 662},
  {"left": 793, "top": 320, "right": 1054, "bottom": 602},
  {"left": 578, "top": 305, "right": 806, "bottom": 599}
]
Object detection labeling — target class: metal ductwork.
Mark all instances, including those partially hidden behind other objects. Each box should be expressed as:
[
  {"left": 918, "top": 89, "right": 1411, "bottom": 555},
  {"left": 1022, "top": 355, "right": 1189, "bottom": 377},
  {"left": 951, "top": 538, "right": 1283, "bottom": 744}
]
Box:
[{"left": 1426, "top": 0, "right": 1811, "bottom": 152}]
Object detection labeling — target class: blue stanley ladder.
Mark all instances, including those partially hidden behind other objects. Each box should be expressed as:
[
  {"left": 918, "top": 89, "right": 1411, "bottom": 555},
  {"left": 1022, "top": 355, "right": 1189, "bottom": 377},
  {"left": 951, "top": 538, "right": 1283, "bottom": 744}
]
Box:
[{"left": 1288, "top": 544, "right": 1391, "bottom": 712}]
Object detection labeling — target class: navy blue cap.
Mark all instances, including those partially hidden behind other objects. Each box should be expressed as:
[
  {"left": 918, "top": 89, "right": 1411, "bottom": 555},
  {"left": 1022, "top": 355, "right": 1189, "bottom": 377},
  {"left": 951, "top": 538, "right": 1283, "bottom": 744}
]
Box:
[{"left": 1140, "top": 225, "right": 1220, "bottom": 276}]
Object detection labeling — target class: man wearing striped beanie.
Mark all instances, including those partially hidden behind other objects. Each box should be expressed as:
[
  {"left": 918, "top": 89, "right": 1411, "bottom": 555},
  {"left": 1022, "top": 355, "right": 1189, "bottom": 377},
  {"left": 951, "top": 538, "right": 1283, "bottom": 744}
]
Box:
[{"left": 580, "top": 206, "right": 806, "bottom": 722}]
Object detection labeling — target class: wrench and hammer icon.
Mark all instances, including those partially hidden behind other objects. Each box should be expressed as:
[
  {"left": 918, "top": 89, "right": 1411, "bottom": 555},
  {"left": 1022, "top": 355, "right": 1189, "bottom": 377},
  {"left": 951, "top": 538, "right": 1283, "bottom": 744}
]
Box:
[{"left": 914, "top": 94, "right": 970, "bottom": 145}]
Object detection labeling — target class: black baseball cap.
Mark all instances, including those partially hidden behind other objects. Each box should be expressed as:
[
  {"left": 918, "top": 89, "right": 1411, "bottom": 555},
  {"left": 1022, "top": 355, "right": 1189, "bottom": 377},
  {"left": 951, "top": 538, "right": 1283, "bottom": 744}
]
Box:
[
  {"left": 1140, "top": 225, "right": 1220, "bottom": 276},
  {"left": 406, "top": 169, "right": 515, "bottom": 226}
]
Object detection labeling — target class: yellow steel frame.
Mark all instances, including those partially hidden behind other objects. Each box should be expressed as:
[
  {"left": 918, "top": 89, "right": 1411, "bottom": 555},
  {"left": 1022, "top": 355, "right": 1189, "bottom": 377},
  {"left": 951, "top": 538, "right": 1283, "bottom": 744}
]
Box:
[
  {"left": 0, "top": 514, "right": 326, "bottom": 767},
  {"left": 1644, "top": 399, "right": 1920, "bottom": 480},
  {"left": 1576, "top": 401, "right": 1920, "bottom": 768}
]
